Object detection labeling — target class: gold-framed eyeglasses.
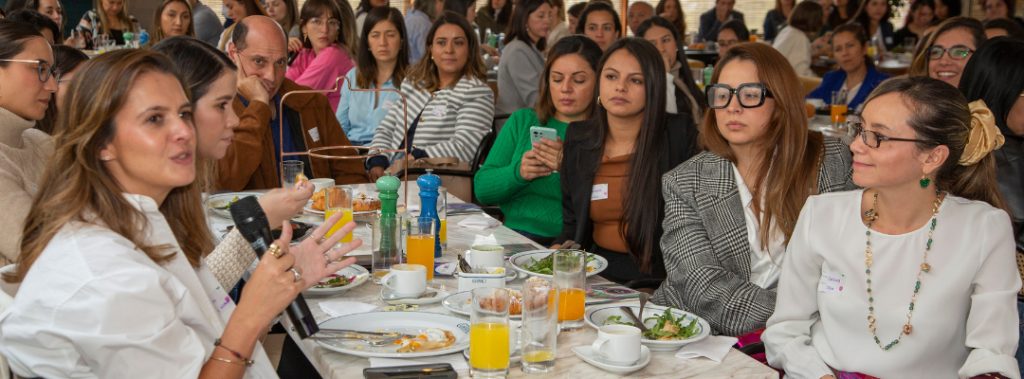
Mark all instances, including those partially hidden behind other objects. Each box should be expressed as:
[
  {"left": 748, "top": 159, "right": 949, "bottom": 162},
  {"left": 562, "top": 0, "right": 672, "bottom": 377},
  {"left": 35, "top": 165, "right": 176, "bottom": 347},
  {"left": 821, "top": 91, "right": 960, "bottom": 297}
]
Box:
[
  {"left": 848, "top": 122, "right": 938, "bottom": 148},
  {"left": 308, "top": 17, "right": 341, "bottom": 29},
  {"left": 0, "top": 59, "right": 60, "bottom": 83}
]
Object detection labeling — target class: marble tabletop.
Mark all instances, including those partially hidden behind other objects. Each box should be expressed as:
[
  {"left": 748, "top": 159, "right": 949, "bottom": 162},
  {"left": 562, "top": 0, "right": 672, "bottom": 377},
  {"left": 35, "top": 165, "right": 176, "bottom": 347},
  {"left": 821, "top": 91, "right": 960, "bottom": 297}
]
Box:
[{"left": 209, "top": 182, "right": 779, "bottom": 379}]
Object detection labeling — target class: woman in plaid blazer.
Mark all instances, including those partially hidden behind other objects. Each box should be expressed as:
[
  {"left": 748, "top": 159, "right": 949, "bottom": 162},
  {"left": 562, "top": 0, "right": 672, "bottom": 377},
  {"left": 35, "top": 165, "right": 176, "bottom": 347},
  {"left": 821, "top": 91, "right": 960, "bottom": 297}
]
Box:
[{"left": 651, "top": 43, "right": 856, "bottom": 336}]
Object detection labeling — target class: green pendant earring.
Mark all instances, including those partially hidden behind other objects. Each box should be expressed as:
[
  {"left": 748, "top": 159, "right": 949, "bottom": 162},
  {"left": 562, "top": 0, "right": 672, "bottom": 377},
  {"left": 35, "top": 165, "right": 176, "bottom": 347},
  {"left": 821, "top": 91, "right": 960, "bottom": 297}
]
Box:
[{"left": 920, "top": 175, "right": 931, "bottom": 188}]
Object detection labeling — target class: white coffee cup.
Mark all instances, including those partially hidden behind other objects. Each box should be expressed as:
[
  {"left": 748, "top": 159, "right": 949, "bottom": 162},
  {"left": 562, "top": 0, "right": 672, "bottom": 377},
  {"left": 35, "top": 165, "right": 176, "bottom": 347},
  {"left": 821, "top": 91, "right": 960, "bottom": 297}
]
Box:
[
  {"left": 309, "top": 178, "right": 335, "bottom": 193},
  {"left": 381, "top": 264, "right": 427, "bottom": 296},
  {"left": 591, "top": 325, "right": 641, "bottom": 366},
  {"left": 469, "top": 245, "right": 505, "bottom": 269}
]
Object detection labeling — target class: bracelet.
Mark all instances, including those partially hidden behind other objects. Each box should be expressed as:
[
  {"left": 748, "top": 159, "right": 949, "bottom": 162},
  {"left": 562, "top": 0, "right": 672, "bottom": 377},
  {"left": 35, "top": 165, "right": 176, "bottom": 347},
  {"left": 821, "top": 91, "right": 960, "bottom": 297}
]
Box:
[
  {"left": 214, "top": 338, "right": 255, "bottom": 367},
  {"left": 210, "top": 357, "right": 249, "bottom": 367}
]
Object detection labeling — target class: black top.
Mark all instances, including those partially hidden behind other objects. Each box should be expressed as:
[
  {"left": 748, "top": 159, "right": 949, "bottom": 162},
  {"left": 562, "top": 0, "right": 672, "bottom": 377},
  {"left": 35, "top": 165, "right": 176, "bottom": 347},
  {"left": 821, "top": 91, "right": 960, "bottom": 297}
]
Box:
[
  {"left": 892, "top": 26, "right": 919, "bottom": 50},
  {"left": 554, "top": 113, "right": 700, "bottom": 281},
  {"left": 994, "top": 134, "right": 1024, "bottom": 253}
]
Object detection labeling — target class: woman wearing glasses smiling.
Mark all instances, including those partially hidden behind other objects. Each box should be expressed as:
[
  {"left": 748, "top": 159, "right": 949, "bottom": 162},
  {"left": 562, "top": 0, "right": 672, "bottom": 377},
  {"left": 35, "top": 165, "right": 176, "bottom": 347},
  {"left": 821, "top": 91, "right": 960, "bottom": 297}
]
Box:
[
  {"left": 909, "top": 17, "right": 986, "bottom": 88},
  {"left": 764, "top": 76, "right": 1020, "bottom": 379},
  {"left": 284, "top": 0, "right": 354, "bottom": 111},
  {"left": 0, "top": 21, "right": 58, "bottom": 266},
  {"left": 651, "top": 43, "right": 855, "bottom": 336}
]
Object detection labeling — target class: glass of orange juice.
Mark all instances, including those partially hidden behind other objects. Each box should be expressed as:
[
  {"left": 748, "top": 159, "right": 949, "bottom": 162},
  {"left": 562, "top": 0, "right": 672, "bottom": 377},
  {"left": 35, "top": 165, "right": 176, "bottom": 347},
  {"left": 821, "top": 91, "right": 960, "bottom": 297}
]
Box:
[
  {"left": 470, "top": 287, "right": 511, "bottom": 378},
  {"left": 324, "top": 186, "right": 353, "bottom": 243},
  {"left": 405, "top": 217, "right": 436, "bottom": 281},
  {"left": 831, "top": 90, "right": 849, "bottom": 128},
  {"left": 553, "top": 250, "right": 587, "bottom": 331}
]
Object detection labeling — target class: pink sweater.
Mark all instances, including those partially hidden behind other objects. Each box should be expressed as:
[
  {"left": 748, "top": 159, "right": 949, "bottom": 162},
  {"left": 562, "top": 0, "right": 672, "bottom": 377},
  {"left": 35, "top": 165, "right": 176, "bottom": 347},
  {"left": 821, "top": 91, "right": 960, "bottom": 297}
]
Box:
[{"left": 285, "top": 44, "right": 354, "bottom": 111}]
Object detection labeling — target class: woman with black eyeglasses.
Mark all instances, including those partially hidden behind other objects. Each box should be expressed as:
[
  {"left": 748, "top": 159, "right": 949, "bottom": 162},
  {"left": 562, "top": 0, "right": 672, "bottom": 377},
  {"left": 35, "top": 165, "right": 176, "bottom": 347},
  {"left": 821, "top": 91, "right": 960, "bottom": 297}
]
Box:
[
  {"left": 0, "top": 21, "right": 58, "bottom": 265},
  {"left": 909, "top": 17, "right": 986, "bottom": 88},
  {"left": 764, "top": 76, "right": 1020, "bottom": 379},
  {"left": 651, "top": 42, "right": 855, "bottom": 337}
]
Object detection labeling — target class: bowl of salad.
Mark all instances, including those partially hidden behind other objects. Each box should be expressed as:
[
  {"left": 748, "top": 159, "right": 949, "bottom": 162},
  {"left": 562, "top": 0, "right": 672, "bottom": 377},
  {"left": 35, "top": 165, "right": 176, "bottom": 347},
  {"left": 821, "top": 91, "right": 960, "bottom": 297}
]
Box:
[
  {"left": 207, "top": 192, "right": 262, "bottom": 219},
  {"left": 304, "top": 264, "right": 370, "bottom": 296},
  {"left": 584, "top": 301, "right": 711, "bottom": 351},
  {"left": 508, "top": 249, "right": 607, "bottom": 280}
]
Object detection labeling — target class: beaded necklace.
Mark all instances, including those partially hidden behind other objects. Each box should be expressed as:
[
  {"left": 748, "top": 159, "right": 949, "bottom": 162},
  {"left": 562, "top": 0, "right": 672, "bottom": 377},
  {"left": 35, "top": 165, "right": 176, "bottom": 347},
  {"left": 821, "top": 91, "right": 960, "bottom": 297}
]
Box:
[{"left": 863, "top": 188, "right": 943, "bottom": 351}]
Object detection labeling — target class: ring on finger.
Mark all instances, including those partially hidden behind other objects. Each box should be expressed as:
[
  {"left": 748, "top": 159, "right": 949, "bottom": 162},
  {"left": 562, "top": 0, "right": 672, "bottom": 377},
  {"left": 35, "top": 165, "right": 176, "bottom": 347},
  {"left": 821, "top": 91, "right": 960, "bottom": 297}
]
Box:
[
  {"left": 323, "top": 251, "right": 332, "bottom": 265},
  {"left": 268, "top": 244, "right": 283, "bottom": 258},
  {"left": 290, "top": 268, "right": 302, "bottom": 282}
]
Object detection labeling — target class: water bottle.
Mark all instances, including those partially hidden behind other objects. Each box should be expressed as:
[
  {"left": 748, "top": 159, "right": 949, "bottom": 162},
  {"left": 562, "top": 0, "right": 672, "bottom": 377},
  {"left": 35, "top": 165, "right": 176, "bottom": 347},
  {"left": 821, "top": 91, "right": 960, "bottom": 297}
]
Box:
[
  {"left": 703, "top": 65, "right": 713, "bottom": 87},
  {"left": 139, "top": 28, "right": 149, "bottom": 46}
]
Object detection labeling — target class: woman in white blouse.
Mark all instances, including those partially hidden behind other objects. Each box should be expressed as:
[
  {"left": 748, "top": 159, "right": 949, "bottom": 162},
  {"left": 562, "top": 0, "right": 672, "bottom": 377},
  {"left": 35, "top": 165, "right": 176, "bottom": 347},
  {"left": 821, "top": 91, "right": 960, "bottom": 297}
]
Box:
[
  {"left": 0, "top": 49, "right": 360, "bottom": 378},
  {"left": 772, "top": 1, "right": 824, "bottom": 77},
  {"left": 367, "top": 12, "right": 495, "bottom": 181},
  {"left": 651, "top": 42, "right": 854, "bottom": 336},
  {"left": 764, "top": 77, "right": 1021, "bottom": 378}
]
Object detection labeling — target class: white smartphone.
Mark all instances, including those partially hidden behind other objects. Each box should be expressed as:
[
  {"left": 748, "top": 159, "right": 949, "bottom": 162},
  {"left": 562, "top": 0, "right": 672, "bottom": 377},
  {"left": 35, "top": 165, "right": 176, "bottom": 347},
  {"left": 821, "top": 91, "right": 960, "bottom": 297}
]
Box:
[{"left": 529, "top": 126, "right": 558, "bottom": 146}]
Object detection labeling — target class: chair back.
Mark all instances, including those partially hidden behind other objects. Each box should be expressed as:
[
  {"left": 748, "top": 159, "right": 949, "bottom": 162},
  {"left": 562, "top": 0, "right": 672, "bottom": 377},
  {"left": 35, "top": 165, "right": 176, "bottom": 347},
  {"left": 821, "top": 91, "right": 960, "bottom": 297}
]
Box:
[
  {"left": 687, "top": 59, "right": 706, "bottom": 69},
  {"left": 798, "top": 75, "right": 823, "bottom": 97}
]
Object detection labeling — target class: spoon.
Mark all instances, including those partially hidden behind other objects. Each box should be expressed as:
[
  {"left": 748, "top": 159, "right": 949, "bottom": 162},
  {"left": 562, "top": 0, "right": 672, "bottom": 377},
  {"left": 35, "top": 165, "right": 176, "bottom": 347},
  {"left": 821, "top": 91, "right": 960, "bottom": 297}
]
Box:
[
  {"left": 638, "top": 292, "right": 650, "bottom": 330},
  {"left": 382, "top": 290, "right": 438, "bottom": 301}
]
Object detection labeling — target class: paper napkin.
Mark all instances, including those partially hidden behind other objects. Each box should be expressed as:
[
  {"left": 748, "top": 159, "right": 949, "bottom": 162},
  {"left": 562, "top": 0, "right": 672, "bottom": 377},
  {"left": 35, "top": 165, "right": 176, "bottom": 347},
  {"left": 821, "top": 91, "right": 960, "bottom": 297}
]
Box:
[
  {"left": 369, "top": 353, "right": 469, "bottom": 371},
  {"left": 318, "top": 301, "right": 381, "bottom": 318},
  {"left": 457, "top": 215, "right": 501, "bottom": 230},
  {"left": 674, "top": 335, "right": 739, "bottom": 362}
]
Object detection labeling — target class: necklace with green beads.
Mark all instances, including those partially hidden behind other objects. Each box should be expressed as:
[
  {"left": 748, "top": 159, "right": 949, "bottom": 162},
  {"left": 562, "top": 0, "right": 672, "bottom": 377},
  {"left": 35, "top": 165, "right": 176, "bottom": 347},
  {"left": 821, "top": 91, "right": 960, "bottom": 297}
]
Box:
[{"left": 863, "top": 188, "right": 943, "bottom": 351}]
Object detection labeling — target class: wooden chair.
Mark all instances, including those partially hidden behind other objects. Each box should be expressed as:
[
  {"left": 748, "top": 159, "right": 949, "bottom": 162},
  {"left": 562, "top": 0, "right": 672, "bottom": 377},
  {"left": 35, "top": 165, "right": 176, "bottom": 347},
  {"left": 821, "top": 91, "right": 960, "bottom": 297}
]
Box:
[
  {"left": 798, "top": 75, "right": 823, "bottom": 97},
  {"left": 687, "top": 59, "right": 706, "bottom": 69}
]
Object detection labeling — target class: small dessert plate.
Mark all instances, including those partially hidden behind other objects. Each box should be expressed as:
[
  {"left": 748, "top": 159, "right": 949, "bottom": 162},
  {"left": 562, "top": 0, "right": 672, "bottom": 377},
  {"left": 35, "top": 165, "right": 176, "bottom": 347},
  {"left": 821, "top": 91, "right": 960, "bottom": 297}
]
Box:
[
  {"left": 380, "top": 288, "right": 447, "bottom": 305},
  {"left": 571, "top": 345, "right": 651, "bottom": 375}
]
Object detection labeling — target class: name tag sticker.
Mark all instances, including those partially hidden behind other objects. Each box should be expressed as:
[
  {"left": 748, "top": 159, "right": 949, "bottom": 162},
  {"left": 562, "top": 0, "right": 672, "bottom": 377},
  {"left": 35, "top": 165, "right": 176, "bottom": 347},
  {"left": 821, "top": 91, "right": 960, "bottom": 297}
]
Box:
[
  {"left": 818, "top": 269, "right": 845, "bottom": 295},
  {"left": 383, "top": 100, "right": 395, "bottom": 110},
  {"left": 308, "top": 128, "right": 321, "bottom": 142},
  {"left": 208, "top": 285, "right": 236, "bottom": 318},
  {"left": 432, "top": 105, "right": 445, "bottom": 117},
  {"left": 591, "top": 183, "right": 609, "bottom": 201}
]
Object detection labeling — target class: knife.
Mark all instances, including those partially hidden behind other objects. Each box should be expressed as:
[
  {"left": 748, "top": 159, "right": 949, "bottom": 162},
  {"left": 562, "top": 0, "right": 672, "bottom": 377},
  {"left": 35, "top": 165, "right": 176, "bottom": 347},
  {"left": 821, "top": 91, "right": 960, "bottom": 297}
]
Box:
[{"left": 620, "top": 306, "right": 649, "bottom": 333}]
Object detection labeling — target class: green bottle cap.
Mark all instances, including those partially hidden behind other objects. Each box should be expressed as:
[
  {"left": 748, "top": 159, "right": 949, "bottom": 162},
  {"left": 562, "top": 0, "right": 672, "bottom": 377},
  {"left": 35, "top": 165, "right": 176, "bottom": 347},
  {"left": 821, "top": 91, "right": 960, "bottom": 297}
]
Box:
[{"left": 376, "top": 171, "right": 401, "bottom": 192}]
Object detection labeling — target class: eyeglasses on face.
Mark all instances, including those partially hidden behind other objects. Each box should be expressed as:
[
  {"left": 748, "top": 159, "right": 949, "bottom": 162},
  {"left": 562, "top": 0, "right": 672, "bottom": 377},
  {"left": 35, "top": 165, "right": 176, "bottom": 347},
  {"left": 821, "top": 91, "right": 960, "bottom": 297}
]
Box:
[
  {"left": 309, "top": 17, "right": 341, "bottom": 29},
  {"left": 705, "top": 83, "right": 773, "bottom": 109},
  {"left": 927, "top": 45, "right": 973, "bottom": 60},
  {"left": 848, "top": 122, "right": 938, "bottom": 148},
  {"left": 0, "top": 59, "right": 60, "bottom": 83}
]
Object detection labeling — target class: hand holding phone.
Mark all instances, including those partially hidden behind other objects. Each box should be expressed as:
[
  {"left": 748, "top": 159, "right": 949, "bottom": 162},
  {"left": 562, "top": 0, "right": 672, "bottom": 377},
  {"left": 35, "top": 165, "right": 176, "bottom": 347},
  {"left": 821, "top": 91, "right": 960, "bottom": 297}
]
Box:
[{"left": 529, "top": 127, "right": 563, "bottom": 172}]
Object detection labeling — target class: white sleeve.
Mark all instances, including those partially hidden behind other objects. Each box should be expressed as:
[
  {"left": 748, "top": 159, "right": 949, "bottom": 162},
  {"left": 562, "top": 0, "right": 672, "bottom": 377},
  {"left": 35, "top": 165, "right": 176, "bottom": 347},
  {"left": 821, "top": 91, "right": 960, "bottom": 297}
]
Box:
[
  {"left": 957, "top": 209, "right": 1022, "bottom": 379},
  {"left": 2, "top": 268, "right": 208, "bottom": 379},
  {"left": 763, "top": 197, "right": 834, "bottom": 379}
]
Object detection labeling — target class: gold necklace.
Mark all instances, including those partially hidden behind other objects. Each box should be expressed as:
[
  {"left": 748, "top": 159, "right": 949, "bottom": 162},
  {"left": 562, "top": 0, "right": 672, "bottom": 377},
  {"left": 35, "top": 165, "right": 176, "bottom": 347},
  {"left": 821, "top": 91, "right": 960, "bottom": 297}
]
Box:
[{"left": 863, "top": 188, "right": 942, "bottom": 351}]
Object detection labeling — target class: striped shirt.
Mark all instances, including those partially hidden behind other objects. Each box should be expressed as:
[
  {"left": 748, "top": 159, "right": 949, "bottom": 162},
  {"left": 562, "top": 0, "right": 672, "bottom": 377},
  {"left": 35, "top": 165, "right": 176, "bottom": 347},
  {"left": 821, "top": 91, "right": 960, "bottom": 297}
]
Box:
[{"left": 370, "top": 75, "right": 495, "bottom": 163}]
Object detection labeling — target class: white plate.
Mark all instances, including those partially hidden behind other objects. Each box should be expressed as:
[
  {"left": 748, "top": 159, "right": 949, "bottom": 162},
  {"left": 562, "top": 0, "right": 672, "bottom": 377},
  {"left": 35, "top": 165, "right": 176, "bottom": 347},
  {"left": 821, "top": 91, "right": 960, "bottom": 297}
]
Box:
[
  {"left": 304, "top": 265, "right": 370, "bottom": 296},
  {"left": 508, "top": 250, "right": 608, "bottom": 280},
  {"left": 381, "top": 288, "right": 448, "bottom": 305},
  {"left": 441, "top": 290, "right": 522, "bottom": 320},
  {"left": 572, "top": 345, "right": 651, "bottom": 375},
  {"left": 584, "top": 302, "right": 711, "bottom": 351},
  {"left": 314, "top": 312, "right": 470, "bottom": 358},
  {"left": 207, "top": 192, "right": 262, "bottom": 219}
]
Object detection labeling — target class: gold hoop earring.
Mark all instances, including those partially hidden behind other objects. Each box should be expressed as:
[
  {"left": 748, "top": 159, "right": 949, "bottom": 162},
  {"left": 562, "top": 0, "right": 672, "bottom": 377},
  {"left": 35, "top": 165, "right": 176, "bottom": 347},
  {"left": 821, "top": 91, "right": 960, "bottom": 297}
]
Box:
[
  {"left": 303, "top": 33, "right": 308, "bottom": 43},
  {"left": 597, "top": 96, "right": 601, "bottom": 106}
]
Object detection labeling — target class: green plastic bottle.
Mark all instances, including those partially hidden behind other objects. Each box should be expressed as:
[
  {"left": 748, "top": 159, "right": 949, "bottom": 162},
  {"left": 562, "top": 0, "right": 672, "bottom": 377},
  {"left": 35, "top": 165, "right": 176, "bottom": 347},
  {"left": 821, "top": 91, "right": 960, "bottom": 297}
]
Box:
[{"left": 703, "top": 65, "right": 714, "bottom": 87}]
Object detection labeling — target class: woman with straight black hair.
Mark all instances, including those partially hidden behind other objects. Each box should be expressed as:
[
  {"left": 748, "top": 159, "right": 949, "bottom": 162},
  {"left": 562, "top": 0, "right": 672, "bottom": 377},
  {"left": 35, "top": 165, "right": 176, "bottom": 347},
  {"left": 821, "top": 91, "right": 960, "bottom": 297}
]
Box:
[
  {"left": 894, "top": 0, "right": 935, "bottom": 48},
  {"left": 495, "top": 0, "right": 552, "bottom": 115},
  {"left": 443, "top": 0, "right": 478, "bottom": 24},
  {"left": 850, "top": 0, "right": 895, "bottom": 51},
  {"left": 576, "top": 2, "right": 621, "bottom": 51},
  {"left": 554, "top": 37, "right": 700, "bottom": 285},
  {"left": 337, "top": 6, "right": 409, "bottom": 147},
  {"left": 636, "top": 16, "right": 707, "bottom": 126}
]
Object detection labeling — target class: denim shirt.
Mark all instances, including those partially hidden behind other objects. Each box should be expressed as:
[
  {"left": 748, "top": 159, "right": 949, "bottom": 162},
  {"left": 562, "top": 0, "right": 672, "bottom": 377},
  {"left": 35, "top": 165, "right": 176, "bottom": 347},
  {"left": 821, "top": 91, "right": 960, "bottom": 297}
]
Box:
[
  {"left": 335, "top": 68, "right": 401, "bottom": 144},
  {"left": 405, "top": 9, "right": 431, "bottom": 64}
]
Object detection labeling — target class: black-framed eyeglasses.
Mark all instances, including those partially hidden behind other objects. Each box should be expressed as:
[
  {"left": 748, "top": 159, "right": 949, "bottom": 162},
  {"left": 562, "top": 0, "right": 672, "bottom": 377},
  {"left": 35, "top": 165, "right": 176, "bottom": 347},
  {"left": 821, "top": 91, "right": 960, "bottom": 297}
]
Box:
[
  {"left": 848, "top": 122, "right": 937, "bottom": 148},
  {"left": 927, "top": 45, "right": 973, "bottom": 60},
  {"left": 706, "top": 83, "right": 774, "bottom": 109},
  {"left": 0, "top": 59, "right": 60, "bottom": 83}
]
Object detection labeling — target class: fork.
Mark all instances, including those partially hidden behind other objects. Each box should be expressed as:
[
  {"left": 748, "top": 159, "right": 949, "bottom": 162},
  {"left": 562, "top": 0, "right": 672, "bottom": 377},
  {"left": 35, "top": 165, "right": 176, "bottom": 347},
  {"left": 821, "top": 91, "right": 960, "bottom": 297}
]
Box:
[{"left": 310, "top": 334, "right": 404, "bottom": 347}]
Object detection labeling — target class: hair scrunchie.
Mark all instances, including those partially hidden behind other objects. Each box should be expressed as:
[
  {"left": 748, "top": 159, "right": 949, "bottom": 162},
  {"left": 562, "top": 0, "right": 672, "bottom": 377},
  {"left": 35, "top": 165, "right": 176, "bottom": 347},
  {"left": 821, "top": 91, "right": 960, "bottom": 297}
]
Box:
[{"left": 959, "top": 99, "right": 1005, "bottom": 166}]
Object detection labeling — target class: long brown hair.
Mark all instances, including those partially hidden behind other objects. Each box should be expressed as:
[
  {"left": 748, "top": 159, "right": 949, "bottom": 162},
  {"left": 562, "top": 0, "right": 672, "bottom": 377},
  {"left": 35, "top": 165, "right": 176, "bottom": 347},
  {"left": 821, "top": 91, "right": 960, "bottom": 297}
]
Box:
[
  {"left": 908, "top": 17, "right": 986, "bottom": 77},
  {"left": 151, "top": 0, "right": 197, "bottom": 43},
  {"left": 6, "top": 50, "right": 213, "bottom": 283},
  {"left": 407, "top": 11, "right": 487, "bottom": 92},
  {"left": 701, "top": 42, "right": 825, "bottom": 248},
  {"left": 535, "top": 35, "right": 601, "bottom": 124},
  {"left": 865, "top": 77, "right": 1007, "bottom": 210},
  {"left": 355, "top": 6, "right": 408, "bottom": 90},
  {"left": 655, "top": 0, "right": 685, "bottom": 38},
  {"left": 503, "top": 0, "right": 552, "bottom": 51},
  {"left": 299, "top": 0, "right": 354, "bottom": 54},
  {"left": 92, "top": 0, "right": 132, "bottom": 36}
]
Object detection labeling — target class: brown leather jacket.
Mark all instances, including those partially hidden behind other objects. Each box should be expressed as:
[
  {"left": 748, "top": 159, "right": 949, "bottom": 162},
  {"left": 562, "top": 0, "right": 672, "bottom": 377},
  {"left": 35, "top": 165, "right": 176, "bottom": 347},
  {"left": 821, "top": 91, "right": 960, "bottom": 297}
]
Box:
[{"left": 217, "top": 79, "right": 369, "bottom": 191}]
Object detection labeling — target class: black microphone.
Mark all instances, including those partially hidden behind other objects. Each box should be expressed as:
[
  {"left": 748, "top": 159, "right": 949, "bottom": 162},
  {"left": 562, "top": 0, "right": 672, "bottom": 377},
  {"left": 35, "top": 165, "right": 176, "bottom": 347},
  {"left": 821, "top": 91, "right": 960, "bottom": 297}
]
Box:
[{"left": 230, "top": 196, "right": 319, "bottom": 339}]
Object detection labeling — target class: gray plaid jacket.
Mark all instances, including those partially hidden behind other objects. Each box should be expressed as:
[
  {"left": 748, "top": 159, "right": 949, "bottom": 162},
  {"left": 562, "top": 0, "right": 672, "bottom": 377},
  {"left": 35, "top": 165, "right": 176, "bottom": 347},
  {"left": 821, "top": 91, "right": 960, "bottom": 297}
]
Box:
[{"left": 651, "top": 137, "right": 856, "bottom": 336}]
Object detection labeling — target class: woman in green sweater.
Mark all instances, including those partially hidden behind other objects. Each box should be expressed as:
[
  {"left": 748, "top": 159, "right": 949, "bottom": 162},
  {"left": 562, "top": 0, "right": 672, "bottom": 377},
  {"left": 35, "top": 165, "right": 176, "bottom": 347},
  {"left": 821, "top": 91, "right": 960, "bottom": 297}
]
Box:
[{"left": 474, "top": 36, "right": 602, "bottom": 245}]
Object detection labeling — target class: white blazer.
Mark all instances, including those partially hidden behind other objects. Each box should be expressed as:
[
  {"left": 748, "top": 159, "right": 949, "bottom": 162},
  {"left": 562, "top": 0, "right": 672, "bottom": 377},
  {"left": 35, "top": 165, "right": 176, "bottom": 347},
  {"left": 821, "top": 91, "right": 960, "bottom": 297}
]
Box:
[{"left": 0, "top": 194, "right": 278, "bottom": 379}]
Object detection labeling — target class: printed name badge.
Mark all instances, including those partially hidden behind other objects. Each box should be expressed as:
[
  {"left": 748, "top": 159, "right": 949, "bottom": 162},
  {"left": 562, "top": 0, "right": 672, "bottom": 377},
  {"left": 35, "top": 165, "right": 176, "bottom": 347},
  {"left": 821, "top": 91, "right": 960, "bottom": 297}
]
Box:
[
  {"left": 308, "top": 128, "right": 320, "bottom": 142},
  {"left": 208, "top": 285, "right": 236, "bottom": 318},
  {"left": 431, "top": 105, "right": 446, "bottom": 117},
  {"left": 382, "top": 100, "right": 395, "bottom": 110},
  {"left": 817, "top": 269, "right": 845, "bottom": 295},
  {"left": 591, "top": 183, "right": 609, "bottom": 201}
]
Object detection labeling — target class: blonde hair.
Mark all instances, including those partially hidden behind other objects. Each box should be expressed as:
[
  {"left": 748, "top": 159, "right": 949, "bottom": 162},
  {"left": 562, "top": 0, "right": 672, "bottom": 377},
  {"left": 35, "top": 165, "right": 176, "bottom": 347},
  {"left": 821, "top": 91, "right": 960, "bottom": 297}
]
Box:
[
  {"left": 6, "top": 50, "right": 214, "bottom": 283},
  {"left": 93, "top": 0, "right": 133, "bottom": 37}
]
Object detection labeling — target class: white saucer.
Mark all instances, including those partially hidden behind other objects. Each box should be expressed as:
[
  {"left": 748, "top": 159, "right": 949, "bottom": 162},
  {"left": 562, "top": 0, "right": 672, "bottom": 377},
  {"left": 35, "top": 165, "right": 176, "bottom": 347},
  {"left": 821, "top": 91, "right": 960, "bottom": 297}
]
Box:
[
  {"left": 571, "top": 345, "right": 651, "bottom": 375},
  {"left": 380, "top": 288, "right": 447, "bottom": 305}
]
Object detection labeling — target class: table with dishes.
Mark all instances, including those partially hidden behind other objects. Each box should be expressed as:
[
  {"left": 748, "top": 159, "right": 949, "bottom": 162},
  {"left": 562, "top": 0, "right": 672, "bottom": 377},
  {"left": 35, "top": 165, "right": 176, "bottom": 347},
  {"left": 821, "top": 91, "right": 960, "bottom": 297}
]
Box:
[{"left": 207, "top": 182, "right": 779, "bottom": 379}]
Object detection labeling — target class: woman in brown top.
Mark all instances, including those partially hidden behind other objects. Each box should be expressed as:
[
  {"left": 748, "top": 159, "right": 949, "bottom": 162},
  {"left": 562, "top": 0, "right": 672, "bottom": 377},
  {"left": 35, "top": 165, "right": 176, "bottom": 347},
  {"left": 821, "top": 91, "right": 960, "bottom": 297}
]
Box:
[{"left": 554, "top": 37, "right": 700, "bottom": 285}]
